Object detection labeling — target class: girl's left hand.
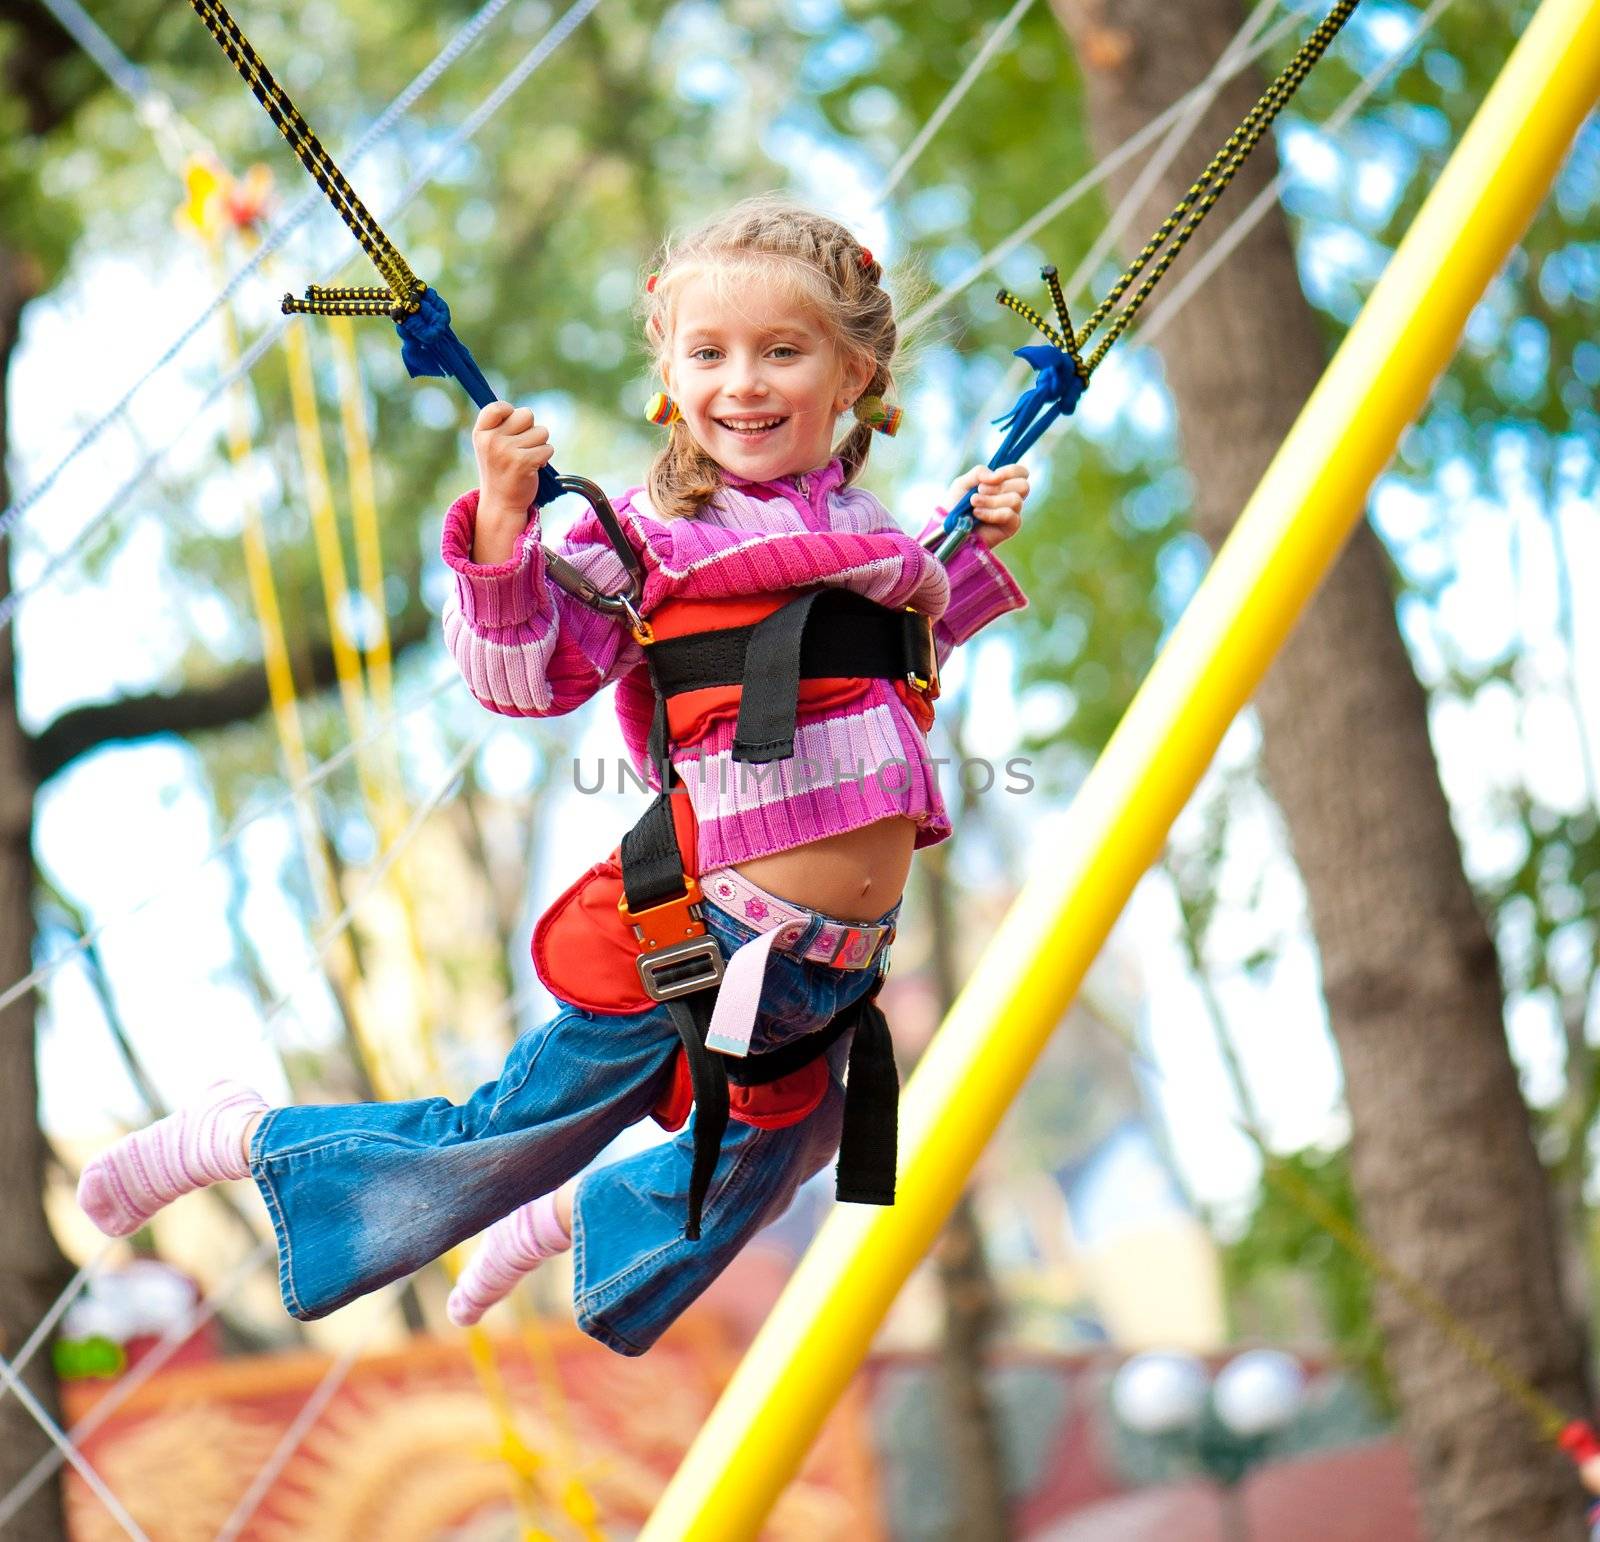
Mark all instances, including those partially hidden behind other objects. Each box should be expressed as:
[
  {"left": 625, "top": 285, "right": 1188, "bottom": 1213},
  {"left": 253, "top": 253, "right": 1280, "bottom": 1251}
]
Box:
[{"left": 946, "top": 462, "right": 1030, "bottom": 549}]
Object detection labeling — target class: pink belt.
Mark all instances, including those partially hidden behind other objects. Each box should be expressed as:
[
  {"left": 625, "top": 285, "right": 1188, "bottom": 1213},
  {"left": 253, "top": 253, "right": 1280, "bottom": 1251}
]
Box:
[{"left": 698, "top": 867, "right": 895, "bottom": 1059}]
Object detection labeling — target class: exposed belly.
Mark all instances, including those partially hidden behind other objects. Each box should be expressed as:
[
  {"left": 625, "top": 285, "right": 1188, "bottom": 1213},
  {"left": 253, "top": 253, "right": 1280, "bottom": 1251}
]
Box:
[{"left": 731, "top": 815, "right": 918, "bottom": 923}]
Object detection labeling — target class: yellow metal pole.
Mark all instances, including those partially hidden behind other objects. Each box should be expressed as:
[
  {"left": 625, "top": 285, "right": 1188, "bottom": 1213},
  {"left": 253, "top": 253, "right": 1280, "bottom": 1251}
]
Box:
[{"left": 642, "top": 1, "right": 1600, "bottom": 1534}]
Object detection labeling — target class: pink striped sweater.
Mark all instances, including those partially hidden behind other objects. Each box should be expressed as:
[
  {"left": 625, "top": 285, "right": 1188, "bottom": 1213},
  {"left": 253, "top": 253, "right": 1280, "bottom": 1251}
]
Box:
[{"left": 441, "top": 457, "right": 1027, "bottom": 870}]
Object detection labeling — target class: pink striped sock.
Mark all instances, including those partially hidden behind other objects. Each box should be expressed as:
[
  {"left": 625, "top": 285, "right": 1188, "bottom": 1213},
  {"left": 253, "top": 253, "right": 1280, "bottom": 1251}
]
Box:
[
  {"left": 447, "top": 1192, "right": 571, "bottom": 1327},
  {"left": 77, "top": 1080, "right": 268, "bottom": 1239}
]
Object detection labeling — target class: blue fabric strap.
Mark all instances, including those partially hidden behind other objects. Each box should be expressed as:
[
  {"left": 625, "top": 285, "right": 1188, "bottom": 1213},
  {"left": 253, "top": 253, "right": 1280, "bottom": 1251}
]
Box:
[
  {"left": 937, "top": 344, "right": 1086, "bottom": 551},
  {"left": 396, "top": 287, "right": 564, "bottom": 507}
]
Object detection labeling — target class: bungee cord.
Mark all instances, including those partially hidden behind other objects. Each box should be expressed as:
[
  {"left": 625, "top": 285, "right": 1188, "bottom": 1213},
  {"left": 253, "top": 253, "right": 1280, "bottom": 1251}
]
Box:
[
  {"left": 0, "top": 0, "right": 603, "bottom": 636},
  {"left": 945, "top": 0, "right": 1450, "bottom": 473},
  {"left": 898, "top": 0, "right": 1323, "bottom": 343},
  {"left": 0, "top": 0, "right": 521, "bottom": 548},
  {"left": 1057, "top": 0, "right": 1362, "bottom": 374},
  {"left": 940, "top": 0, "right": 1317, "bottom": 472},
  {"left": 923, "top": 0, "right": 1362, "bottom": 560},
  {"left": 1057, "top": 0, "right": 1288, "bottom": 334},
  {"left": 1136, "top": 0, "right": 1457, "bottom": 348}
]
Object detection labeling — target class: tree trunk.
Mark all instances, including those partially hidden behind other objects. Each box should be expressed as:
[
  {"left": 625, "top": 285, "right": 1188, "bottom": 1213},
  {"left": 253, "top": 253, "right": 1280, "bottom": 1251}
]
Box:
[
  {"left": 1048, "top": 2, "right": 1586, "bottom": 1536},
  {"left": 0, "top": 243, "right": 72, "bottom": 1542}
]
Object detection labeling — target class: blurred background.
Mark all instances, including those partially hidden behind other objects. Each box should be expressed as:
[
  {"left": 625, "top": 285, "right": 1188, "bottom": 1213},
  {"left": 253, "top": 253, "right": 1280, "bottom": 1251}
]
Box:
[{"left": 1, "top": 0, "right": 1596, "bottom": 1535}]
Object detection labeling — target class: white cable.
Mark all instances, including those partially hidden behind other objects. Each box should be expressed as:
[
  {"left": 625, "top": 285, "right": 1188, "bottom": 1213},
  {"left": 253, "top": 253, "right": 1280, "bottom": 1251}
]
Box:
[
  {"left": 0, "top": 1241, "right": 274, "bottom": 1527},
  {"left": 34, "top": 0, "right": 157, "bottom": 120},
  {"left": 874, "top": 0, "right": 1038, "bottom": 206},
  {"left": 0, "top": 736, "right": 488, "bottom": 1523},
  {"left": 0, "top": 667, "right": 458, "bottom": 1018},
  {"left": 0, "top": 1244, "right": 112, "bottom": 1399},
  {"left": 212, "top": 1334, "right": 370, "bottom": 1542},
  {"left": 0, "top": 1353, "right": 151, "bottom": 1542},
  {"left": 0, "top": 0, "right": 520, "bottom": 550},
  {"left": 0, "top": 737, "right": 479, "bottom": 1525},
  {"left": 900, "top": 0, "right": 1318, "bottom": 342}
]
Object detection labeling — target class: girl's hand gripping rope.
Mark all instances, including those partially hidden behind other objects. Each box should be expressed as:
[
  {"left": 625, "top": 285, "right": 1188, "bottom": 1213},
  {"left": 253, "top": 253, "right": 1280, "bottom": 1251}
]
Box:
[
  {"left": 472, "top": 402, "right": 556, "bottom": 564},
  {"left": 944, "top": 461, "right": 1030, "bottom": 550}
]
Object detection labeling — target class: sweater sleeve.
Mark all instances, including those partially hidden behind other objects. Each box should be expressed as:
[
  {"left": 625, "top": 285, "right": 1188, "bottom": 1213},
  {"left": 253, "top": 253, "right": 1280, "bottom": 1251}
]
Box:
[
  {"left": 440, "top": 489, "right": 646, "bottom": 718},
  {"left": 915, "top": 510, "right": 1030, "bottom": 667}
]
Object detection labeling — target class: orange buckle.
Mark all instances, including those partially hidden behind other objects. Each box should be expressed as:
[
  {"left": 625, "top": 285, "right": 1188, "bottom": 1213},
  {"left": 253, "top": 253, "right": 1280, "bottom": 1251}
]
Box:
[{"left": 619, "top": 876, "right": 726, "bottom": 1002}]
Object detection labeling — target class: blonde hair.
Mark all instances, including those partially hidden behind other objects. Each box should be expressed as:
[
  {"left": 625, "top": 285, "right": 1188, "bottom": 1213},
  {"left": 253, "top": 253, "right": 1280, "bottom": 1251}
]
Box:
[{"left": 639, "top": 195, "right": 899, "bottom": 521}]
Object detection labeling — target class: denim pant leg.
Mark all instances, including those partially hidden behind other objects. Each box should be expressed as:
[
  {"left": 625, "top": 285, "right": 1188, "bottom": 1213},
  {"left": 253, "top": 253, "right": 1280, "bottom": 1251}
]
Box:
[
  {"left": 250, "top": 999, "right": 678, "bottom": 1320},
  {"left": 571, "top": 1038, "right": 853, "bottom": 1356},
  {"left": 562, "top": 895, "right": 900, "bottom": 1355}
]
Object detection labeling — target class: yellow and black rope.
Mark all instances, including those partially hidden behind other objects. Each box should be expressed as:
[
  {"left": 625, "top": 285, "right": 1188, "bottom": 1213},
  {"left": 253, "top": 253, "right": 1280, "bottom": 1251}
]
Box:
[
  {"left": 998, "top": 0, "right": 1360, "bottom": 374},
  {"left": 185, "top": 0, "right": 424, "bottom": 315}
]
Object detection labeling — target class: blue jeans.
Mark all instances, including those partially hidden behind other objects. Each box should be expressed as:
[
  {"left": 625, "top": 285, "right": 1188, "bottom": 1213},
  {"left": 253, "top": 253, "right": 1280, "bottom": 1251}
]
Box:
[{"left": 249, "top": 893, "right": 900, "bottom": 1355}]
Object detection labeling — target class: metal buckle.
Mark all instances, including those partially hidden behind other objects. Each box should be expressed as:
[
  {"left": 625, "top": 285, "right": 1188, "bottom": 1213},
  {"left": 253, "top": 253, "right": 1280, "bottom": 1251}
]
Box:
[
  {"left": 620, "top": 874, "right": 725, "bottom": 1002},
  {"left": 904, "top": 609, "right": 941, "bottom": 701},
  {"left": 636, "top": 936, "right": 725, "bottom": 1002}
]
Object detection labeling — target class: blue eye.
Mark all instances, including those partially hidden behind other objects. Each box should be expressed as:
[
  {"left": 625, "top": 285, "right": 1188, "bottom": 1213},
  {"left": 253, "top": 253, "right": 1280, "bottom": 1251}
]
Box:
[
  {"left": 690, "top": 347, "right": 721, "bottom": 362},
  {"left": 770, "top": 345, "right": 799, "bottom": 359}
]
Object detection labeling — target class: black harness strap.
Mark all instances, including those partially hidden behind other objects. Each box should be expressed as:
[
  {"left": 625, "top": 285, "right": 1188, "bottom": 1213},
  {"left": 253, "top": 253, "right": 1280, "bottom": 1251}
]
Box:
[
  {"left": 663, "top": 993, "right": 729, "bottom": 1242},
  {"left": 647, "top": 589, "right": 934, "bottom": 766},
  {"left": 618, "top": 583, "right": 927, "bottom": 1238},
  {"left": 729, "top": 589, "right": 831, "bottom": 763},
  {"left": 663, "top": 980, "right": 898, "bottom": 1235},
  {"left": 835, "top": 986, "right": 898, "bottom": 1205},
  {"left": 619, "top": 661, "right": 691, "bottom": 916}
]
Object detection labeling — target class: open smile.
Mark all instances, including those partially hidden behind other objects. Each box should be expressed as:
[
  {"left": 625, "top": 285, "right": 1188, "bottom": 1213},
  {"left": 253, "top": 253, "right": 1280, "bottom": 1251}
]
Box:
[{"left": 714, "top": 415, "right": 789, "bottom": 439}]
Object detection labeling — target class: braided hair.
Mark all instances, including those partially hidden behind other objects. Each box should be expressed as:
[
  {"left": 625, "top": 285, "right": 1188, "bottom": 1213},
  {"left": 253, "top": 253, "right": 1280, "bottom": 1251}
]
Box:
[{"left": 639, "top": 194, "right": 898, "bottom": 521}]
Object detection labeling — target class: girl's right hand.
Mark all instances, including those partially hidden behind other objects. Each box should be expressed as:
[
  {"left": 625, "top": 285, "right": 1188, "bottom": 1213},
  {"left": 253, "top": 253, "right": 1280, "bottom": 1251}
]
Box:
[{"left": 471, "top": 402, "right": 554, "bottom": 563}]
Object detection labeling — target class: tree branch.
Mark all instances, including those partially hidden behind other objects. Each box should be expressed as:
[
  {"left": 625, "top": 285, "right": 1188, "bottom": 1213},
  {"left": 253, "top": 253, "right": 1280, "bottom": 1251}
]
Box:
[{"left": 26, "top": 607, "right": 434, "bottom": 785}]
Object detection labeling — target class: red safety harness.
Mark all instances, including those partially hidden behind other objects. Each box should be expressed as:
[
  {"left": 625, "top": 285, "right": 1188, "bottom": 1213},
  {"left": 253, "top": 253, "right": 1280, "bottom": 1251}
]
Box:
[{"left": 530, "top": 479, "right": 940, "bottom": 1237}]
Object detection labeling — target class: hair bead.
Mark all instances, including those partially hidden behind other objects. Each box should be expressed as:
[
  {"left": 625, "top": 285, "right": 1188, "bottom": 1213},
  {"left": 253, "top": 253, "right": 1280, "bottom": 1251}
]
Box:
[
  {"left": 852, "top": 396, "right": 902, "bottom": 437},
  {"left": 645, "top": 391, "right": 682, "bottom": 426}
]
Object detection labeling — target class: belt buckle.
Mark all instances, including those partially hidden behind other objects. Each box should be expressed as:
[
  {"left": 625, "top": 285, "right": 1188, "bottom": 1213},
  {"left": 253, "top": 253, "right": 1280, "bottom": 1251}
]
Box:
[{"left": 825, "top": 925, "right": 871, "bottom": 968}]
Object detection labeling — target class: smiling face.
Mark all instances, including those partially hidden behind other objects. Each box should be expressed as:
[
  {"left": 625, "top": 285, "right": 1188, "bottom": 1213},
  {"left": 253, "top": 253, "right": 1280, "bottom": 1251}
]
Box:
[{"left": 662, "top": 267, "right": 874, "bottom": 484}]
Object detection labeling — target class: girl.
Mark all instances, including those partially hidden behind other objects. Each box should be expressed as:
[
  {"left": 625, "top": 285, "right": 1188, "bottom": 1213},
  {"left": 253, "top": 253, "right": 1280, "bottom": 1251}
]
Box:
[{"left": 77, "top": 196, "right": 1032, "bottom": 1356}]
